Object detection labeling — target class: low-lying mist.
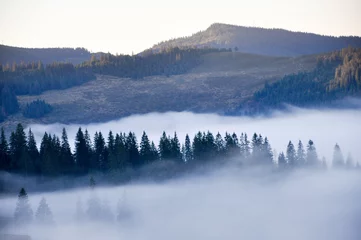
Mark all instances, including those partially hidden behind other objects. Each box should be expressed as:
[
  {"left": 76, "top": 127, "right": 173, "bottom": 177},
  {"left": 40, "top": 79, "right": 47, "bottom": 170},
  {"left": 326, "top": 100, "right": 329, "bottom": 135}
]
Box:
[
  {"left": 28, "top": 107, "right": 361, "bottom": 163},
  {"left": 1, "top": 167, "right": 360, "bottom": 240}
]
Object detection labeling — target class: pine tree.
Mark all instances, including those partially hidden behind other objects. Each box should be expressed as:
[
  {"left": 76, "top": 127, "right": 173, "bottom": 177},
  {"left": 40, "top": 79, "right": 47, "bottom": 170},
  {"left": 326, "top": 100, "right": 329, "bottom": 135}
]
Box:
[
  {"left": 126, "top": 132, "right": 140, "bottom": 167},
  {"left": 184, "top": 134, "right": 193, "bottom": 162},
  {"left": 192, "top": 131, "right": 204, "bottom": 162},
  {"left": 296, "top": 140, "right": 306, "bottom": 166},
  {"left": 75, "top": 128, "right": 90, "bottom": 174},
  {"left": 35, "top": 197, "right": 54, "bottom": 225},
  {"left": 345, "top": 153, "right": 354, "bottom": 169},
  {"left": 14, "top": 188, "right": 33, "bottom": 224},
  {"left": 150, "top": 141, "right": 159, "bottom": 162},
  {"left": 170, "top": 132, "right": 182, "bottom": 162},
  {"left": 306, "top": 140, "right": 319, "bottom": 167},
  {"left": 159, "top": 131, "right": 172, "bottom": 160},
  {"left": 278, "top": 152, "right": 287, "bottom": 170},
  {"left": 286, "top": 141, "right": 296, "bottom": 167},
  {"left": 332, "top": 143, "right": 344, "bottom": 168},
  {"left": 60, "top": 128, "right": 74, "bottom": 175},
  {"left": 27, "top": 129, "right": 39, "bottom": 174},
  {"left": 9, "top": 124, "right": 29, "bottom": 174},
  {"left": 94, "top": 131, "right": 106, "bottom": 172},
  {"left": 140, "top": 131, "right": 153, "bottom": 165},
  {"left": 0, "top": 127, "right": 10, "bottom": 171},
  {"left": 262, "top": 137, "right": 273, "bottom": 165}
]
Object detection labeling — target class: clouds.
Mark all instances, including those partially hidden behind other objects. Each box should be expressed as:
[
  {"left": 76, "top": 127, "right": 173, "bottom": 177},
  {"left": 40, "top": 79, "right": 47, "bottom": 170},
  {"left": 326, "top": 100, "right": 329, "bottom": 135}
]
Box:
[{"left": 28, "top": 108, "right": 361, "bottom": 164}]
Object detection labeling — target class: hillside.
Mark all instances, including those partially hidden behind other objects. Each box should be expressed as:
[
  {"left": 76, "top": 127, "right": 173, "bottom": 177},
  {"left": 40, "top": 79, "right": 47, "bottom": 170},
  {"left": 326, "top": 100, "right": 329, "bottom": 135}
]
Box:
[
  {"left": 0, "top": 45, "right": 93, "bottom": 65},
  {"left": 149, "top": 23, "right": 361, "bottom": 57},
  {"left": 0, "top": 52, "right": 318, "bottom": 130}
]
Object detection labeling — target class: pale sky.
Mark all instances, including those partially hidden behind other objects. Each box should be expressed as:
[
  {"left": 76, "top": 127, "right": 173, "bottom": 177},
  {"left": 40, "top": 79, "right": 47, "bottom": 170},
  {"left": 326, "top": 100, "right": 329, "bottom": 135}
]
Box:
[{"left": 0, "top": 0, "right": 360, "bottom": 55}]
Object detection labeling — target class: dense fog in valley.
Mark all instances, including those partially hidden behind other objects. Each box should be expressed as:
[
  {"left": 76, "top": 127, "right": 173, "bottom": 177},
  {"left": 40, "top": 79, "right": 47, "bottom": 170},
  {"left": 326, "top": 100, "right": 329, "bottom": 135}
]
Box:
[
  {"left": 1, "top": 107, "right": 361, "bottom": 240},
  {"left": 0, "top": 168, "right": 361, "bottom": 240}
]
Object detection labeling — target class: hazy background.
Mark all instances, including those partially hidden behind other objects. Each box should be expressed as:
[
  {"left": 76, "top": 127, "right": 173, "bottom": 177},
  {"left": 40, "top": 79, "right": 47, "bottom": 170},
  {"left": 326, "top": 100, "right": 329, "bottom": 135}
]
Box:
[
  {"left": 27, "top": 107, "right": 361, "bottom": 164},
  {"left": 1, "top": 0, "right": 361, "bottom": 54}
]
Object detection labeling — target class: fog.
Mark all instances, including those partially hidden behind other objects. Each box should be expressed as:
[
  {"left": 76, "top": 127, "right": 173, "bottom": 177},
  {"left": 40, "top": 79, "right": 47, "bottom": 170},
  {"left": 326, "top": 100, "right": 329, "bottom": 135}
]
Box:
[
  {"left": 0, "top": 168, "right": 360, "bottom": 240},
  {"left": 27, "top": 108, "right": 361, "bottom": 164},
  {"left": 1, "top": 107, "right": 361, "bottom": 239}
]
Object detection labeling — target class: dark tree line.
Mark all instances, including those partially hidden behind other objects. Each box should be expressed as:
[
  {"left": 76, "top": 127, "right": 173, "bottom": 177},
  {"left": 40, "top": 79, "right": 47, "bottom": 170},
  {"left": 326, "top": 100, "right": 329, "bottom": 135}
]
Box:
[
  {"left": 22, "top": 99, "right": 53, "bottom": 119},
  {"left": 1, "top": 124, "right": 358, "bottom": 180},
  {"left": 242, "top": 47, "right": 361, "bottom": 114},
  {"left": 80, "top": 47, "right": 226, "bottom": 79}
]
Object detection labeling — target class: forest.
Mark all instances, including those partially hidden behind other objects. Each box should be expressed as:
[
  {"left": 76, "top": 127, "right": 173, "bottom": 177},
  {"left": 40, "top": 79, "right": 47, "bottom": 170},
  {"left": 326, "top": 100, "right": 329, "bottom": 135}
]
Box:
[
  {"left": 244, "top": 47, "right": 361, "bottom": 113},
  {"left": 0, "top": 123, "right": 358, "bottom": 190}
]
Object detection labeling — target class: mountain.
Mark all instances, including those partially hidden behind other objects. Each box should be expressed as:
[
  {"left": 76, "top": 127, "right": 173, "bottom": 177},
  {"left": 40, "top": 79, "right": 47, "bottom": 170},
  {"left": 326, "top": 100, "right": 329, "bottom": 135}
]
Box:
[
  {"left": 149, "top": 23, "right": 361, "bottom": 57},
  {"left": 0, "top": 45, "right": 94, "bottom": 65}
]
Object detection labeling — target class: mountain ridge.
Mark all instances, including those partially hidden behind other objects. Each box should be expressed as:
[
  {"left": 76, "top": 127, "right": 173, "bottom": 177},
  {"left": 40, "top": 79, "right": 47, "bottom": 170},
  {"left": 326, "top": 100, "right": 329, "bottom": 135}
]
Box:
[{"left": 148, "top": 23, "right": 361, "bottom": 56}]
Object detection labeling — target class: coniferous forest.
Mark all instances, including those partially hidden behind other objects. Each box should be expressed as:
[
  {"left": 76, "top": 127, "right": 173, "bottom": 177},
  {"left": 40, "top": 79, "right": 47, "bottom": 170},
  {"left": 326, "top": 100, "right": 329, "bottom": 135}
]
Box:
[{"left": 0, "top": 123, "right": 359, "bottom": 193}]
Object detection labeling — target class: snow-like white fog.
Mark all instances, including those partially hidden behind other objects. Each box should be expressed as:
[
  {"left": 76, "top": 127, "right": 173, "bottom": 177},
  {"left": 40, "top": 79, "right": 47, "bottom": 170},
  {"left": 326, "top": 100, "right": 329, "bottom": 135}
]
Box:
[
  {"left": 1, "top": 168, "right": 361, "bottom": 240},
  {"left": 1, "top": 107, "right": 361, "bottom": 239},
  {"left": 27, "top": 108, "right": 361, "bottom": 164}
]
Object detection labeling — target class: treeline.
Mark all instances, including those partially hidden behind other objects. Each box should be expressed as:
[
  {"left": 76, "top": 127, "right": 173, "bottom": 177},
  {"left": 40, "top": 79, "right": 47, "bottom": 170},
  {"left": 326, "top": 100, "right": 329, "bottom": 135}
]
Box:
[
  {"left": 243, "top": 47, "right": 361, "bottom": 113},
  {"left": 80, "top": 47, "right": 226, "bottom": 79},
  {"left": 0, "top": 124, "right": 358, "bottom": 181},
  {"left": 0, "top": 61, "right": 95, "bottom": 121}
]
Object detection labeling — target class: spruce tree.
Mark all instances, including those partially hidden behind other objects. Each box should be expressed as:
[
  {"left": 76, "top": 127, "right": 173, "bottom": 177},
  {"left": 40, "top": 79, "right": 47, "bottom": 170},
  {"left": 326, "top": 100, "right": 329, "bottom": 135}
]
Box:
[
  {"left": 170, "top": 132, "right": 182, "bottom": 162},
  {"left": 0, "top": 127, "right": 10, "bottom": 171},
  {"left": 296, "top": 140, "right": 306, "bottom": 166},
  {"left": 75, "top": 128, "right": 90, "bottom": 174},
  {"left": 306, "top": 140, "right": 319, "bottom": 167},
  {"left": 9, "top": 124, "right": 29, "bottom": 174},
  {"left": 27, "top": 129, "right": 39, "bottom": 174},
  {"left": 35, "top": 197, "right": 54, "bottom": 225},
  {"left": 94, "top": 131, "right": 106, "bottom": 172},
  {"left": 286, "top": 141, "right": 296, "bottom": 167},
  {"left": 60, "top": 128, "right": 74, "bottom": 175},
  {"left": 345, "top": 154, "right": 354, "bottom": 169},
  {"left": 14, "top": 188, "right": 33, "bottom": 224},
  {"left": 262, "top": 137, "right": 273, "bottom": 165},
  {"left": 140, "top": 131, "right": 152, "bottom": 165},
  {"left": 332, "top": 144, "right": 344, "bottom": 168},
  {"left": 159, "top": 131, "right": 172, "bottom": 160},
  {"left": 184, "top": 134, "right": 193, "bottom": 162},
  {"left": 278, "top": 152, "right": 287, "bottom": 170},
  {"left": 126, "top": 132, "right": 140, "bottom": 167}
]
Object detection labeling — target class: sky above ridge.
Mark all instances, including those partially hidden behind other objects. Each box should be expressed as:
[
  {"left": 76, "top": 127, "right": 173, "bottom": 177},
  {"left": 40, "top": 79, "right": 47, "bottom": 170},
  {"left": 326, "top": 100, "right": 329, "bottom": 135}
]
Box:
[{"left": 1, "top": 0, "right": 360, "bottom": 54}]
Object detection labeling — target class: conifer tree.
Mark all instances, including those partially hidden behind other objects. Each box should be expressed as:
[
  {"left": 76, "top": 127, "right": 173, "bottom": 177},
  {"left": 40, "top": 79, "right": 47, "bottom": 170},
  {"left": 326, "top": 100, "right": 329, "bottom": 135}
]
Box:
[
  {"left": 296, "top": 140, "right": 306, "bottom": 166},
  {"left": 332, "top": 144, "right": 344, "bottom": 168},
  {"left": 94, "top": 131, "right": 106, "bottom": 172},
  {"left": 345, "top": 153, "right": 354, "bottom": 169},
  {"left": 170, "top": 132, "right": 182, "bottom": 162},
  {"left": 14, "top": 188, "right": 33, "bottom": 224},
  {"left": 159, "top": 131, "right": 172, "bottom": 160},
  {"left": 9, "top": 124, "right": 29, "bottom": 174},
  {"left": 214, "top": 132, "right": 224, "bottom": 158},
  {"left": 35, "top": 197, "right": 54, "bottom": 225},
  {"left": 150, "top": 141, "right": 159, "bottom": 162},
  {"left": 306, "top": 140, "right": 319, "bottom": 167},
  {"left": 126, "top": 132, "right": 140, "bottom": 167},
  {"left": 278, "top": 152, "right": 287, "bottom": 170},
  {"left": 184, "top": 134, "right": 193, "bottom": 162},
  {"left": 60, "top": 128, "right": 74, "bottom": 175},
  {"left": 75, "top": 128, "right": 90, "bottom": 174},
  {"left": 262, "top": 137, "right": 273, "bottom": 165},
  {"left": 0, "top": 127, "right": 10, "bottom": 171},
  {"left": 140, "top": 131, "right": 153, "bottom": 165},
  {"left": 286, "top": 141, "right": 296, "bottom": 167},
  {"left": 27, "top": 129, "right": 39, "bottom": 174}
]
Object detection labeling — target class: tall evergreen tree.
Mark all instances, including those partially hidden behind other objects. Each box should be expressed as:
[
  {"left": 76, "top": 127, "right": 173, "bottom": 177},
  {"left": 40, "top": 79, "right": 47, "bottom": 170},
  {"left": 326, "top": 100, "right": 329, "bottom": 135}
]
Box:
[
  {"left": 126, "top": 132, "right": 140, "bottom": 167},
  {"left": 35, "top": 197, "right": 54, "bottom": 225},
  {"left": 332, "top": 143, "right": 344, "bottom": 168},
  {"left": 159, "top": 131, "right": 172, "bottom": 160},
  {"left": 184, "top": 134, "right": 193, "bottom": 162},
  {"left": 262, "top": 137, "right": 273, "bottom": 165},
  {"left": 278, "top": 152, "right": 287, "bottom": 170},
  {"left": 345, "top": 153, "right": 354, "bottom": 169},
  {"left": 60, "top": 128, "right": 74, "bottom": 175},
  {"left": 286, "top": 141, "right": 296, "bottom": 167},
  {"left": 27, "top": 129, "right": 39, "bottom": 174},
  {"left": 306, "top": 140, "right": 319, "bottom": 167},
  {"left": 14, "top": 188, "right": 33, "bottom": 224},
  {"left": 140, "top": 131, "right": 153, "bottom": 165},
  {"left": 9, "top": 124, "right": 29, "bottom": 174},
  {"left": 0, "top": 127, "right": 10, "bottom": 171},
  {"left": 296, "top": 140, "right": 306, "bottom": 166},
  {"left": 75, "top": 128, "right": 90, "bottom": 174},
  {"left": 170, "top": 132, "right": 182, "bottom": 162}
]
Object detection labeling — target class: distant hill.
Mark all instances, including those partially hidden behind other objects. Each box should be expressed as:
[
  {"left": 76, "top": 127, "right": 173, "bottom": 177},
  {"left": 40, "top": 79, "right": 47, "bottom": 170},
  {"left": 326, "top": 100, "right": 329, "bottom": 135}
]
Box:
[
  {"left": 149, "top": 23, "right": 361, "bottom": 57},
  {"left": 0, "top": 45, "right": 94, "bottom": 65}
]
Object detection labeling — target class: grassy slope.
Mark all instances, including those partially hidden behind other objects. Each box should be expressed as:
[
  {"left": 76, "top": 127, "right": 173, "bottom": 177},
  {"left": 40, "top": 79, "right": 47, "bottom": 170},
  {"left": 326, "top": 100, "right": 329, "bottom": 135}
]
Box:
[{"left": 0, "top": 52, "right": 318, "bottom": 130}]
